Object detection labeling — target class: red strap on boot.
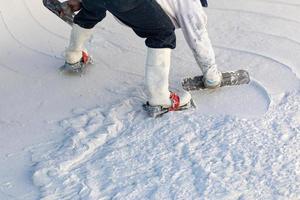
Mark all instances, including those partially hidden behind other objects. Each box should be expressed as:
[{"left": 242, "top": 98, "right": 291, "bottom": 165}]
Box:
[
  {"left": 82, "top": 51, "right": 89, "bottom": 64},
  {"left": 169, "top": 92, "right": 180, "bottom": 111}
]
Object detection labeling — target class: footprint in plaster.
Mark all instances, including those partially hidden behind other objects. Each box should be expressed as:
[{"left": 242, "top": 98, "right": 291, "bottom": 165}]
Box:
[{"left": 190, "top": 79, "right": 271, "bottom": 118}]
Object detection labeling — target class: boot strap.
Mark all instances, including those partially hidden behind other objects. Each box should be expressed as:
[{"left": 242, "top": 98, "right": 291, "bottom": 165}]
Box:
[
  {"left": 169, "top": 92, "right": 180, "bottom": 111},
  {"left": 82, "top": 51, "right": 89, "bottom": 64}
]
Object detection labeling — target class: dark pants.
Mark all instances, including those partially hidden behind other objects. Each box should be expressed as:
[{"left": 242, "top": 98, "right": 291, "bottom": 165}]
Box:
[{"left": 74, "top": 0, "right": 176, "bottom": 49}]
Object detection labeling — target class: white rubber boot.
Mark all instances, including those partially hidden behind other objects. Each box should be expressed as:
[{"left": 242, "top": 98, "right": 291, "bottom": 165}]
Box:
[
  {"left": 203, "top": 64, "right": 222, "bottom": 89},
  {"left": 145, "top": 48, "right": 191, "bottom": 108},
  {"left": 65, "top": 24, "right": 93, "bottom": 64}
]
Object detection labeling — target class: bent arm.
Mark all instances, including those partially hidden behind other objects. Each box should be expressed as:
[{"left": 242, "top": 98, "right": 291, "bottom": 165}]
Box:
[{"left": 176, "top": 0, "right": 216, "bottom": 73}]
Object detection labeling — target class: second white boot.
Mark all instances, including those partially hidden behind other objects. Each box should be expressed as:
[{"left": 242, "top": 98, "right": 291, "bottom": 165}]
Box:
[{"left": 145, "top": 48, "right": 191, "bottom": 108}]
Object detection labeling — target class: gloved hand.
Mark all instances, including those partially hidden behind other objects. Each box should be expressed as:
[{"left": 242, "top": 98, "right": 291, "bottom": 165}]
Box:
[
  {"left": 66, "top": 0, "right": 82, "bottom": 12},
  {"left": 59, "top": 0, "right": 81, "bottom": 18}
]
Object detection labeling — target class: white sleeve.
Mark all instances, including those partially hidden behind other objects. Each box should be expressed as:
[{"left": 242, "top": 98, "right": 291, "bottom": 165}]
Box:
[{"left": 176, "top": 0, "right": 217, "bottom": 73}]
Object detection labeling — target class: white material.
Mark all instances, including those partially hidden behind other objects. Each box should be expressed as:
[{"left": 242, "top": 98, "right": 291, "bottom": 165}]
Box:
[
  {"left": 145, "top": 48, "right": 191, "bottom": 106},
  {"left": 2, "top": 0, "right": 300, "bottom": 199},
  {"left": 65, "top": 24, "right": 93, "bottom": 64},
  {"left": 156, "top": 0, "right": 220, "bottom": 75}
]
